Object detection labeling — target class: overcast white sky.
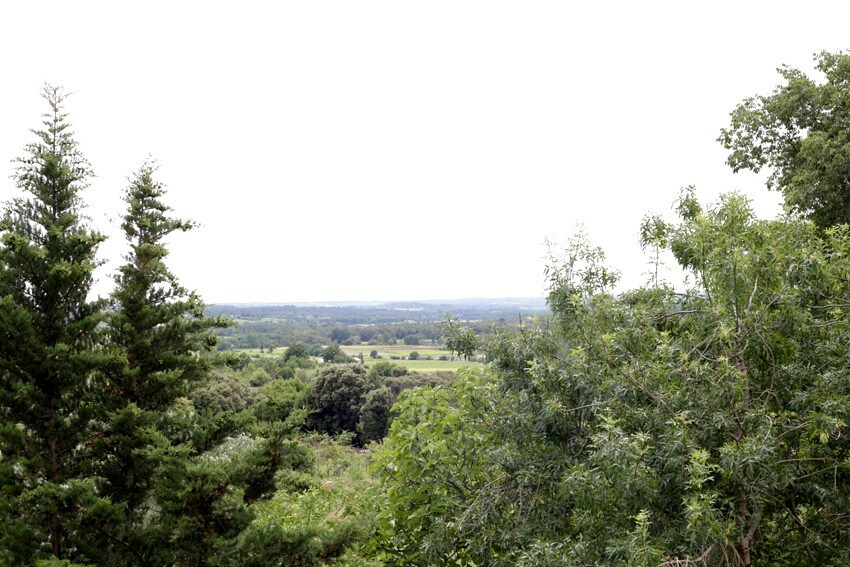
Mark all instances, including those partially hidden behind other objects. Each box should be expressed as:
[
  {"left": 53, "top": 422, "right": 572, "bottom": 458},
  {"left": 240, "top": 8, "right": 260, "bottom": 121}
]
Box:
[{"left": 1, "top": 1, "right": 847, "bottom": 303}]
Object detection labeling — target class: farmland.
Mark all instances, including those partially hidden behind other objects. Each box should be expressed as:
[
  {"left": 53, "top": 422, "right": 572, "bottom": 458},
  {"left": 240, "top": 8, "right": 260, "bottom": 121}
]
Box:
[{"left": 233, "top": 344, "right": 485, "bottom": 372}]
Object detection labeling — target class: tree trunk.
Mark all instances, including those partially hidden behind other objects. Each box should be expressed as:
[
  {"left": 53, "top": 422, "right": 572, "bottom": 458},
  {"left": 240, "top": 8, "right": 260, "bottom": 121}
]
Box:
[{"left": 49, "top": 435, "right": 62, "bottom": 558}]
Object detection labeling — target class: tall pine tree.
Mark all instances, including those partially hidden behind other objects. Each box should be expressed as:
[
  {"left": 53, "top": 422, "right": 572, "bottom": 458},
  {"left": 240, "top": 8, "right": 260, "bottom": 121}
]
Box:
[
  {"left": 0, "top": 85, "right": 106, "bottom": 562},
  {"left": 86, "top": 162, "right": 234, "bottom": 565}
]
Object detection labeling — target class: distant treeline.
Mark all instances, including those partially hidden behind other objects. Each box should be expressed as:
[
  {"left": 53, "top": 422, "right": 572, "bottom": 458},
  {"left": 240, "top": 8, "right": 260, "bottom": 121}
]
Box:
[{"left": 207, "top": 300, "right": 550, "bottom": 351}]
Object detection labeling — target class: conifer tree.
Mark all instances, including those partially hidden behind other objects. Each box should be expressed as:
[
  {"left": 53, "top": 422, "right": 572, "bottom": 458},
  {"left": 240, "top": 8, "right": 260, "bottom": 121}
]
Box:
[
  {"left": 88, "top": 164, "right": 302, "bottom": 566},
  {"left": 86, "top": 162, "right": 234, "bottom": 564},
  {"left": 0, "top": 85, "right": 106, "bottom": 562}
]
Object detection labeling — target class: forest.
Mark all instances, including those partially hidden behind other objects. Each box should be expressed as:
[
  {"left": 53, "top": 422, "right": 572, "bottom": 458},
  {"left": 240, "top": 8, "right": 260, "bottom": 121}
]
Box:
[{"left": 3, "top": 51, "right": 850, "bottom": 566}]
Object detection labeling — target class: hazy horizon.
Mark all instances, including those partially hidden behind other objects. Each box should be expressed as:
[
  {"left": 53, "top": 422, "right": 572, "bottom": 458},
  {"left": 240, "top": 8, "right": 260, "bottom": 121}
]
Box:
[{"left": 3, "top": 2, "right": 848, "bottom": 303}]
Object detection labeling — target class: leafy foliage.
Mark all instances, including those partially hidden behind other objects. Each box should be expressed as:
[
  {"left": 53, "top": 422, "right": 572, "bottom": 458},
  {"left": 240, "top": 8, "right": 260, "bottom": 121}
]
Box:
[
  {"left": 310, "top": 364, "right": 373, "bottom": 438},
  {"left": 442, "top": 313, "right": 480, "bottom": 360},
  {"left": 191, "top": 370, "right": 262, "bottom": 413},
  {"left": 358, "top": 387, "right": 394, "bottom": 443},
  {"left": 720, "top": 50, "right": 850, "bottom": 228},
  {"left": 374, "top": 191, "right": 850, "bottom": 566},
  {"left": 230, "top": 440, "right": 376, "bottom": 566}
]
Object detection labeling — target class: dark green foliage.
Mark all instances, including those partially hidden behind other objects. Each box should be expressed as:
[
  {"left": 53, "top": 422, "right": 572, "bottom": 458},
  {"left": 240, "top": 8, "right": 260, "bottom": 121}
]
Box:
[
  {"left": 321, "top": 344, "right": 352, "bottom": 363},
  {"left": 368, "top": 360, "right": 408, "bottom": 379},
  {"left": 442, "top": 314, "right": 479, "bottom": 360},
  {"left": 720, "top": 50, "right": 850, "bottom": 228},
  {"left": 402, "top": 334, "right": 421, "bottom": 345},
  {"left": 329, "top": 327, "right": 351, "bottom": 344},
  {"left": 148, "top": 446, "right": 254, "bottom": 566},
  {"left": 107, "top": 162, "right": 228, "bottom": 404},
  {"left": 0, "top": 85, "right": 106, "bottom": 561},
  {"left": 358, "top": 386, "right": 394, "bottom": 442},
  {"left": 309, "top": 364, "right": 372, "bottom": 437},
  {"left": 284, "top": 341, "right": 310, "bottom": 361},
  {"left": 383, "top": 371, "right": 455, "bottom": 400},
  {"left": 88, "top": 162, "right": 237, "bottom": 562}
]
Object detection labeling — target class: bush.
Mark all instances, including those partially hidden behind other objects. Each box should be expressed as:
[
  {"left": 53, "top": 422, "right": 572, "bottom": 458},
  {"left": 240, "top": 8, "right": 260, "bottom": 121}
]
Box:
[
  {"left": 384, "top": 372, "right": 456, "bottom": 400},
  {"left": 256, "top": 379, "right": 311, "bottom": 424},
  {"left": 309, "top": 364, "right": 372, "bottom": 438},
  {"left": 283, "top": 342, "right": 310, "bottom": 361},
  {"left": 247, "top": 367, "right": 272, "bottom": 387},
  {"left": 358, "top": 387, "right": 394, "bottom": 442},
  {"left": 403, "top": 334, "right": 422, "bottom": 346},
  {"left": 191, "top": 370, "right": 262, "bottom": 413},
  {"left": 368, "top": 361, "right": 407, "bottom": 379},
  {"left": 321, "top": 344, "right": 353, "bottom": 364}
]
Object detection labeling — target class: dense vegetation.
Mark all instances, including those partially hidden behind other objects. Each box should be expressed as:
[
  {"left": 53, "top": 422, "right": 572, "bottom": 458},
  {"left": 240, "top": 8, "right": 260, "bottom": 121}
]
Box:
[{"left": 4, "top": 51, "right": 850, "bottom": 566}]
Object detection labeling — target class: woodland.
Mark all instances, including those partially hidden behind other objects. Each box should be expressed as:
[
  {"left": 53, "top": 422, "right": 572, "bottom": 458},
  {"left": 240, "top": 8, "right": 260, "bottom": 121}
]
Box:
[{"left": 4, "top": 51, "right": 850, "bottom": 566}]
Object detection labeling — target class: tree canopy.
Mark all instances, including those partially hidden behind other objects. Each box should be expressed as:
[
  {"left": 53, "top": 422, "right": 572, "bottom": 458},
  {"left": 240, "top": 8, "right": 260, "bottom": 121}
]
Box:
[
  {"left": 0, "top": 85, "right": 106, "bottom": 559},
  {"left": 720, "top": 50, "right": 850, "bottom": 228},
  {"left": 373, "top": 190, "right": 850, "bottom": 566},
  {"left": 0, "top": 87, "right": 316, "bottom": 566}
]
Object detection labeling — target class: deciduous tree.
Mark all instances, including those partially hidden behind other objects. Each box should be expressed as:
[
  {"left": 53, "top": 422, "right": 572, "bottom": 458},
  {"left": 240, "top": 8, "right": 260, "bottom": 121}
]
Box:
[
  {"left": 720, "top": 50, "right": 850, "bottom": 228},
  {"left": 374, "top": 191, "right": 850, "bottom": 566}
]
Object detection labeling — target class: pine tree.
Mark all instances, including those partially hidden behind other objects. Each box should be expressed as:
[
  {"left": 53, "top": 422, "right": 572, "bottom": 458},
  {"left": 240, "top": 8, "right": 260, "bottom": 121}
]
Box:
[
  {"left": 87, "top": 162, "right": 234, "bottom": 564},
  {"left": 0, "top": 85, "right": 106, "bottom": 562}
]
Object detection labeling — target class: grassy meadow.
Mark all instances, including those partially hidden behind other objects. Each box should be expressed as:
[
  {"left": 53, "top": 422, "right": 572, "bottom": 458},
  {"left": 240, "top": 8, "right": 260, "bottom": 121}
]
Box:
[{"left": 234, "top": 344, "right": 484, "bottom": 372}]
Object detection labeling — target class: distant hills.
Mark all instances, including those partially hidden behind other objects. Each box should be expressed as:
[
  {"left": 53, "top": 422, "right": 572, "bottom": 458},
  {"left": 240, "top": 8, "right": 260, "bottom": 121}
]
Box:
[{"left": 207, "top": 297, "right": 549, "bottom": 325}]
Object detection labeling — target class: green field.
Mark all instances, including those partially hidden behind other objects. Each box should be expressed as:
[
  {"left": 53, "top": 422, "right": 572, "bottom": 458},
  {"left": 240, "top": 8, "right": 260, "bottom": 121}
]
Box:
[
  {"left": 341, "top": 345, "right": 483, "bottom": 372},
  {"left": 340, "top": 344, "right": 451, "bottom": 358},
  {"left": 369, "top": 358, "right": 482, "bottom": 372},
  {"left": 232, "top": 345, "right": 483, "bottom": 372}
]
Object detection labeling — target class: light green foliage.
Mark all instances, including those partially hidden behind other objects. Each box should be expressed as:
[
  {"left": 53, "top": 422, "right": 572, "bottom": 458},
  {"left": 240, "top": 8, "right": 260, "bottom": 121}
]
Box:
[
  {"left": 229, "top": 440, "right": 376, "bottom": 566},
  {"left": 247, "top": 367, "right": 273, "bottom": 386},
  {"left": 374, "top": 191, "right": 850, "bottom": 565},
  {"left": 383, "top": 371, "right": 456, "bottom": 400},
  {"left": 373, "top": 369, "right": 559, "bottom": 564},
  {"left": 192, "top": 370, "right": 262, "bottom": 413},
  {"left": 720, "top": 50, "right": 850, "bottom": 228},
  {"left": 256, "top": 378, "right": 311, "bottom": 424}
]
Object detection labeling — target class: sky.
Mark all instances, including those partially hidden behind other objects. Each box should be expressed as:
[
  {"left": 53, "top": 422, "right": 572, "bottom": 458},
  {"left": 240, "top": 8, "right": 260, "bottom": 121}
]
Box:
[{"left": 0, "top": 1, "right": 848, "bottom": 304}]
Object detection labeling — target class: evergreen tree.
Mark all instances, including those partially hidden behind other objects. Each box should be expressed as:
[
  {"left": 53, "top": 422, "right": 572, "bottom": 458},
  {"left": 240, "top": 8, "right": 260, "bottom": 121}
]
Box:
[
  {"left": 84, "top": 162, "right": 236, "bottom": 564},
  {"left": 0, "top": 85, "right": 106, "bottom": 562},
  {"left": 87, "top": 164, "right": 308, "bottom": 566}
]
